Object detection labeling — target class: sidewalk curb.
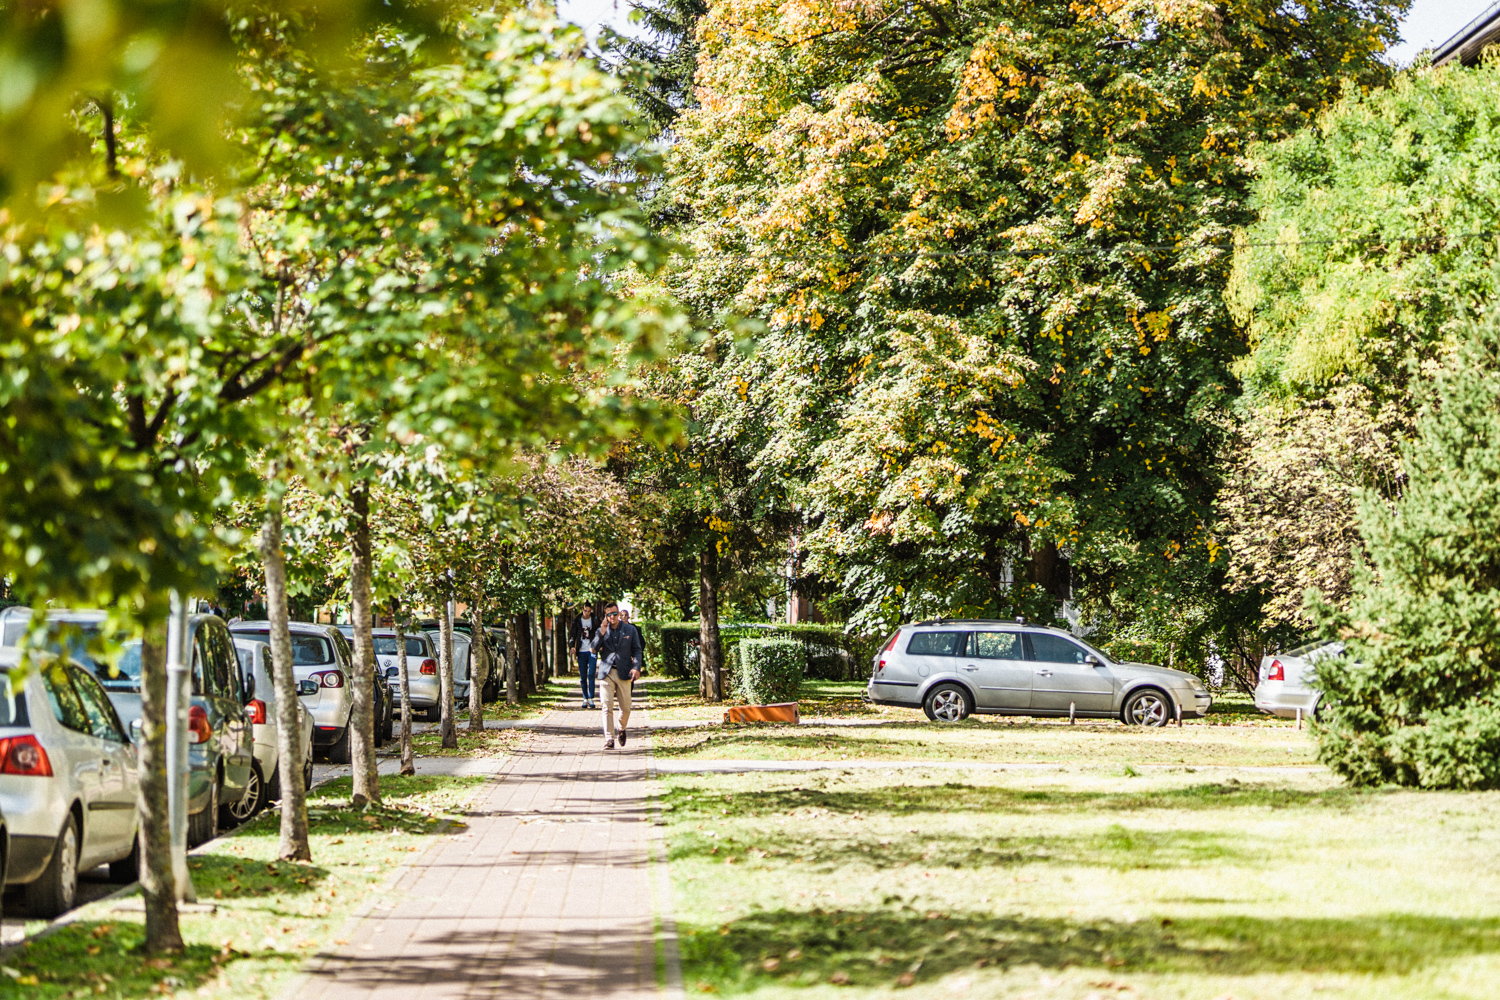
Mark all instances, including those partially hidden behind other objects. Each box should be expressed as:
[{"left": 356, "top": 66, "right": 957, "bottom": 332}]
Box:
[{"left": 644, "top": 695, "right": 687, "bottom": 1000}]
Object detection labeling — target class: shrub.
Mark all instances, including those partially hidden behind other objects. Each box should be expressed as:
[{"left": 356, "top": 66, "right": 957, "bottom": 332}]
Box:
[
  {"left": 735, "top": 638, "right": 805, "bottom": 704},
  {"left": 1312, "top": 311, "right": 1500, "bottom": 787}
]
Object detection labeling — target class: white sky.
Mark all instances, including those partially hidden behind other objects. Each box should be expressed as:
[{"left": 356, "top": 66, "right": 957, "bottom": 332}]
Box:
[{"left": 557, "top": 0, "right": 1496, "bottom": 66}]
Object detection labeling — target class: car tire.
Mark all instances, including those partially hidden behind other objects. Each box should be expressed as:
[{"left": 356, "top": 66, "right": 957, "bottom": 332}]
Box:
[
  {"left": 923, "top": 683, "right": 972, "bottom": 723},
  {"left": 188, "top": 780, "right": 220, "bottom": 847},
  {"left": 325, "top": 725, "right": 352, "bottom": 764},
  {"left": 381, "top": 699, "right": 394, "bottom": 742},
  {"left": 303, "top": 756, "right": 314, "bottom": 794},
  {"left": 25, "top": 814, "right": 79, "bottom": 918},
  {"left": 425, "top": 704, "right": 441, "bottom": 723},
  {"left": 1122, "top": 687, "right": 1173, "bottom": 727},
  {"left": 109, "top": 831, "right": 141, "bottom": 884},
  {"left": 226, "top": 760, "right": 264, "bottom": 826}
]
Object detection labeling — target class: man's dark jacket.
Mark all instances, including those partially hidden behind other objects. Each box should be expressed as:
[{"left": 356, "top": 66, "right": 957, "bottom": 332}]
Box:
[{"left": 591, "top": 622, "right": 642, "bottom": 678}]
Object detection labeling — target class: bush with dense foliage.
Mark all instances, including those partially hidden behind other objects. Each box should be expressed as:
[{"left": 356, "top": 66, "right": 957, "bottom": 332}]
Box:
[
  {"left": 1313, "top": 312, "right": 1500, "bottom": 788},
  {"left": 735, "top": 639, "right": 806, "bottom": 705}
]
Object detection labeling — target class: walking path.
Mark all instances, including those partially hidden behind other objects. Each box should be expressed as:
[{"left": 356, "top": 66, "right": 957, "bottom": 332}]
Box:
[{"left": 293, "top": 704, "right": 682, "bottom": 1000}]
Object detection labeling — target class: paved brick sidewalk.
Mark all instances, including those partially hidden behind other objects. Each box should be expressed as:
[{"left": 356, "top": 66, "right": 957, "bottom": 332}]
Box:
[{"left": 295, "top": 703, "right": 680, "bottom": 1000}]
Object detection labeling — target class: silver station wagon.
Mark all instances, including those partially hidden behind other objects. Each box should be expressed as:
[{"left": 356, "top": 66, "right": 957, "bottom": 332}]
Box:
[{"left": 866, "top": 620, "right": 1212, "bottom": 726}]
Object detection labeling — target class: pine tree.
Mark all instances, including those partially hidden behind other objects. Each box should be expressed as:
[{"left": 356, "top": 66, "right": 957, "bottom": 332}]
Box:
[
  {"left": 611, "top": 0, "right": 708, "bottom": 139},
  {"left": 1315, "top": 309, "right": 1500, "bottom": 788}
]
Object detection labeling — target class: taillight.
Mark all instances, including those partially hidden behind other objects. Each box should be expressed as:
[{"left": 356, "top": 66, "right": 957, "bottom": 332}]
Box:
[
  {"left": 247, "top": 699, "right": 267, "bottom": 725},
  {"left": 1268, "top": 659, "right": 1285, "bottom": 681},
  {"left": 312, "top": 669, "right": 345, "bottom": 689},
  {"left": 419, "top": 658, "right": 437, "bottom": 676},
  {"left": 877, "top": 631, "right": 901, "bottom": 672},
  {"left": 0, "top": 734, "right": 53, "bottom": 776},
  {"left": 188, "top": 704, "right": 212, "bottom": 744}
]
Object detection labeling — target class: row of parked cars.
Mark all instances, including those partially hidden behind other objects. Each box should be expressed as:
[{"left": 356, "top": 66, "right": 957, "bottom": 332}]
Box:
[{"left": 0, "top": 607, "right": 499, "bottom": 921}]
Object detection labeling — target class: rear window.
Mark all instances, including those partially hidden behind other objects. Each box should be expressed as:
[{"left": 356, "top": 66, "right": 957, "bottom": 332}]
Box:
[
  {"left": 906, "top": 631, "right": 966, "bottom": 656},
  {"left": 375, "top": 636, "right": 429, "bottom": 657},
  {"left": 231, "top": 630, "right": 332, "bottom": 665}
]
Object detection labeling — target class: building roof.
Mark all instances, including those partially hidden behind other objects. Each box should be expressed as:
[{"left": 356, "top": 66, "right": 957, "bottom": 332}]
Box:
[{"left": 1433, "top": 1, "right": 1500, "bottom": 67}]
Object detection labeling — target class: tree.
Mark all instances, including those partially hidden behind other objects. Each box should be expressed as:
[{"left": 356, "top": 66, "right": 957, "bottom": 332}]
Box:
[
  {"left": 1312, "top": 311, "right": 1500, "bottom": 788},
  {"left": 652, "top": 0, "right": 1404, "bottom": 635},
  {"left": 1225, "top": 59, "right": 1500, "bottom": 623}
]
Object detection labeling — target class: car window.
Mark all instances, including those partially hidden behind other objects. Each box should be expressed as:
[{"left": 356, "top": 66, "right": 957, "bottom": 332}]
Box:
[
  {"left": 374, "top": 636, "right": 429, "bottom": 657},
  {"left": 40, "top": 660, "right": 93, "bottom": 734},
  {"left": 331, "top": 630, "right": 353, "bottom": 665},
  {"left": 69, "top": 664, "right": 126, "bottom": 742},
  {"left": 208, "top": 626, "right": 241, "bottom": 701},
  {"left": 905, "top": 631, "right": 966, "bottom": 656},
  {"left": 291, "top": 635, "right": 334, "bottom": 665},
  {"left": 1027, "top": 633, "right": 1091, "bottom": 664},
  {"left": 0, "top": 672, "right": 29, "bottom": 726},
  {"left": 969, "top": 631, "right": 1024, "bottom": 659}
]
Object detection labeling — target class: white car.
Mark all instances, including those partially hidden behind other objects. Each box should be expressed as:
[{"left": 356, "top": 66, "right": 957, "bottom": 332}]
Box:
[
  {"left": 372, "top": 630, "right": 441, "bottom": 721},
  {"left": 231, "top": 640, "right": 316, "bottom": 821},
  {"left": 229, "top": 622, "right": 355, "bottom": 763},
  {"left": 1255, "top": 640, "right": 1343, "bottom": 719},
  {"left": 0, "top": 649, "right": 140, "bottom": 918}
]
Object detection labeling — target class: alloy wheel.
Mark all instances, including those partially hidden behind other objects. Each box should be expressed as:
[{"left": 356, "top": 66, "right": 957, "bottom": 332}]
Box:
[
  {"left": 228, "top": 764, "right": 261, "bottom": 823},
  {"left": 58, "top": 824, "right": 78, "bottom": 910},
  {"left": 1126, "top": 691, "right": 1169, "bottom": 726},
  {"left": 930, "top": 689, "right": 966, "bottom": 723}
]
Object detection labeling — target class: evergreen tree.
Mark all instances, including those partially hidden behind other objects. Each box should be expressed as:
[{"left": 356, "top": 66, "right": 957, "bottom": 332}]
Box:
[
  {"left": 612, "top": 0, "right": 709, "bottom": 139},
  {"left": 1315, "top": 310, "right": 1500, "bottom": 788}
]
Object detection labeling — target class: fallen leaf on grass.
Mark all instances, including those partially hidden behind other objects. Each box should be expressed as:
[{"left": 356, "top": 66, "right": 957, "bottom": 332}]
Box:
[
  {"left": 761, "top": 958, "right": 780, "bottom": 972},
  {"left": 829, "top": 971, "right": 850, "bottom": 985},
  {"left": 895, "top": 973, "right": 915, "bottom": 988}
]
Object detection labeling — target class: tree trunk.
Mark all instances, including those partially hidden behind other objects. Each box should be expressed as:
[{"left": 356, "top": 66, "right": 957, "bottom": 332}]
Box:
[
  {"left": 347, "top": 481, "right": 380, "bottom": 806},
  {"left": 513, "top": 613, "right": 535, "bottom": 697},
  {"left": 259, "top": 500, "right": 312, "bottom": 861},
  {"left": 532, "top": 609, "right": 546, "bottom": 689},
  {"left": 554, "top": 606, "right": 569, "bottom": 677},
  {"left": 505, "top": 614, "right": 519, "bottom": 705},
  {"left": 468, "top": 588, "right": 488, "bottom": 734},
  {"left": 699, "top": 549, "right": 723, "bottom": 702},
  {"left": 439, "top": 597, "right": 457, "bottom": 748},
  {"left": 395, "top": 610, "right": 415, "bottom": 776},
  {"left": 137, "top": 627, "right": 183, "bottom": 953}
]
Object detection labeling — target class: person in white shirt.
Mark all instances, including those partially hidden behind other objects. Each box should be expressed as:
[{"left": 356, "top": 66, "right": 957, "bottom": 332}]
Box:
[{"left": 569, "top": 603, "right": 601, "bottom": 709}]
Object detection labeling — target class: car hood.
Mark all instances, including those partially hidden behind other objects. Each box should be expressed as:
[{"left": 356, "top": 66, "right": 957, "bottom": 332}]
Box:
[{"left": 1113, "top": 661, "right": 1201, "bottom": 685}]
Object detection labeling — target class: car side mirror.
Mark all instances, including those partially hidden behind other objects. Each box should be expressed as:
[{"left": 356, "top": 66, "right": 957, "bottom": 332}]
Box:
[
  {"left": 1085, "top": 654, "right": 1103, "bottom": 667},
  {"left": 298, "top": 679, "right": 319, "bottom": 696},
  {"left": 243, "top": 674, "right": 255, "bottom": 700},
  {"left": 129, "top": 718, "right": 143, "bottom": 743}
]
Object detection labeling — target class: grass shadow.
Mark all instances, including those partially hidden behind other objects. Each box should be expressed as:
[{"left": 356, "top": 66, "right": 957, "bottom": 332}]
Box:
[
  {"left": 684, "top": 906, "right": 1500, "bottom": 992},
  {"left": 0, "top": 920, "right": 251, "bottom": 998}
]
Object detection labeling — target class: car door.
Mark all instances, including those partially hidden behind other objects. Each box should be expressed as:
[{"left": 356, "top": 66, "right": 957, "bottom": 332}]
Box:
[
  {"left": 37, "top": 661, "right": 108, "bottom": 864},
  {"left": 207, "top": 623, "right": 252, "bottom": 788},
  {"left": 1025, "top": 632, "right": 1116, "bottom": 714},
  {"left": 68, "top": 663, "right": 137, "bottom": 853},
  {"left": 965, "top": 630, "right": 1032, "bottom": 710},
  {"left": 902, "top": 630, "right": 968, "bottom": 688}
]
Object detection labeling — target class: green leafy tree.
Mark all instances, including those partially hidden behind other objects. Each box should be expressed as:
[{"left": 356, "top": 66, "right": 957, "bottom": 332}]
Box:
[
  {"left": 655, "top": 0, "right": 1403, "bottom": 635},
  {"left": 1313, "top": 311, "right": 1500, "bottom": 788}
]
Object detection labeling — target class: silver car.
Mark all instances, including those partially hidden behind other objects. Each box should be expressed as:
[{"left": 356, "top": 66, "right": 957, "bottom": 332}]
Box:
[
  {"left": 373, "top": 629, "right": 441, "bottom": 720},
  {"left": 1255, "top": 640, "right": 1341, "bottom": 720},
  {"left": 229, "top": 622, "right": 355, "bottom": 763},
  {"left": 231, "top": 640, "right": 316, "bottom": 820},
  {"left": 0, "top": 649, "right": 140, "bottom": 917},
  {"left": 866, "top": 620, "right": 1212, "bottom": 725}
]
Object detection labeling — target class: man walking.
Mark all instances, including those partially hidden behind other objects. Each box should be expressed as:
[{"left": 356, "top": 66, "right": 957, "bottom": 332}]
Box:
[
  {"left": 569, "top": 603, "right": 601, "bottom": 709},
  {"left": 592, "top": 602, "right": 642, "bottom": 750},
  {"left": 618, "top": 608, "right": 645, "bottom": 677}
]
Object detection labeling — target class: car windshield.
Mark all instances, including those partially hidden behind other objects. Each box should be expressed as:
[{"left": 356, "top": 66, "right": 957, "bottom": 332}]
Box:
[
  {"left": 374, "top": 636, "right": 429, "bottom": 657},
  {"left": 14, "top": 621, "right": 143, "bottom": 692},
  {"left": 0, "top": 672, "right": 23, "bottom": 726}
]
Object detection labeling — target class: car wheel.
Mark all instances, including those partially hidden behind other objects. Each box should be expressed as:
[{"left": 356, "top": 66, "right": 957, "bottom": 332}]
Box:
[
  {"left": 226, "top": 760, "right": 264, "bottom": 826},
  {"left": 25, "top": 814, "right": 79, "bottom": 918},
  {"left": 188, "top": 780, "right": 220, "bottom": 847},
  {"left": 381, "top": 701, "right": 394, "bottom": 742},
  {"left": 1122, "top": 687, "right": 1173, "bottom": 727},
  {"left": 303, "top": 756, "right": 315, "bottom": 794},
  {"left": 425, "top": 704, "right": 441, "bottom": 723},
  {"left": 109, "top": 830, "right": 141, "bottom": 884},
  {"left": 325, "top": 725, "right": 352, "bottom": 764},
  {"left": 923, "top": 683, "right": 971, "bottom": 723}
]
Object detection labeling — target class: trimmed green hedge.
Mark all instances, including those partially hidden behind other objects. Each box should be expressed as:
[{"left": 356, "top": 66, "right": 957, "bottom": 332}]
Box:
[
  {"left": 638, "top": 620, "right": 882, "bottom": 682},
  {"left": 736, "top": 638, "right": 805, "bottom": 704}
]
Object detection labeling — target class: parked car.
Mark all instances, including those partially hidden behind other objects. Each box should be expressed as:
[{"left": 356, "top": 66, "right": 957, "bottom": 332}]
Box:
[
  {"left": 0, "top": 648, "right": 140, "bottom": 917},
  {"left": 230, "top": 639, "right": 316, "bottom": 821},
  {"left": 228, "top": 622, "right": 356, "bottom": 764},
  {"left": 0, "top": 608, "right": 253, "bottom": 847},
  {"left": 1255, "top": 641, "right": 1342, "bottom": 720},
  {"left": 371, "top": 629, "right": 441, "bottom": 721},
  {"left": 866, "top": 620, "right": 1212, "bottom": 725},
  {"left": 332, "top": 624, "right": 395, "bottom": 742}
]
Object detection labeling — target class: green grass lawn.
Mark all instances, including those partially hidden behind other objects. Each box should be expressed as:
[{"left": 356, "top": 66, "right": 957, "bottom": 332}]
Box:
[
  {"left": 0, "top": 774, "right": 485, "bottom": 999},
  {"left": 660, "top": 766, "right": 1500, "bottom": 999}
]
